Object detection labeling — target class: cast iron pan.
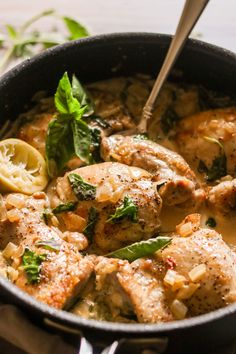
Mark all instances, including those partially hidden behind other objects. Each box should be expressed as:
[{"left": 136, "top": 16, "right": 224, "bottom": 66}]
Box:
[{"left": 0, "top": 33, "right": 236, "bottom": 354}]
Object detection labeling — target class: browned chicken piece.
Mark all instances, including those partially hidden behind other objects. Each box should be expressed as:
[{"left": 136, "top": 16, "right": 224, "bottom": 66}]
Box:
[
  {"left": 90, "top": 215, "right": 236, "bottom": 322},
  {"left": 207, "top": 178, "right": 236, "bottom": 216},
  {"left": 94, "top": 256, "right": 173, "bottom": 323},
  {"left": 175, "top": 107, "right": 236, "bottom": 178},
  {"left": 101, "top": 135, "right": 204, "bottom": 210},
  {"left": 48, "top": 162, "right": 162, "bottom": 252},
  {"left": 0, "top": 193, "right": 93, "bottom": 309},
  {"left": 159, "top": 214, "right": 236, "bottom": 316}
]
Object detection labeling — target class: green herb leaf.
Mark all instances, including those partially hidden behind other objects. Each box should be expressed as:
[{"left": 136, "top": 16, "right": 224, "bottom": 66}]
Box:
[
  {"left": 52, "top": 201, "right": 77, "bottom": 214},
  {"left": 90, "top": 127, "right": 102, "bottom": 162},
  {"left": 55, "top": 72, "right": 82, "bottom": 114},
  {"left": 203, "top": 136, "right": 224, "bottom": 150},
  {"left": 36, "top": 239, "right": 61, "bottom": 252},
  {"left": 161, "top": 107, "right": 179, "bottom": 134},
  {"left": 198, "top": 86, "right": 236, "bottom": 110},
  {"left": 71, "top": 118, "right": 92, "bottom": 165},
  {"left": 107, "top": 196, "right": 138, "bottom": 224},
  {"left": 72, "top": 75, "right": 94, "bottom": 115},
  {"left": 68, "top": 173, "right": 96, "bottom": 201},
  {"left": 83, "top": 207, "right": 99, "bottom": 240},
  {"left": 22, "top": 248, "right": 47, "bottom": 284},
  {"left": 63, "top": 16, "right": 89, "bottom": 40},
  {"left": 205, "top": 217, "right": 217, "bottom": 228},
  {"left": 107, "top": 236, "right": 171, "bottom": 262},
  {"left": 46, "top": 72, "right": 94, "bottom": 176},
  {"left": 41, "top": 209, "right": 53, "bottom": 225},
  {"left": 46, "top": 114, "right": 74, "bottom": 177}
]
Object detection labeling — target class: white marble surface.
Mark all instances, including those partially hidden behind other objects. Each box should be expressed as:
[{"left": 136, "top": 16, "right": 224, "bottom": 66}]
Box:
[{"left": 0, "top": 0, "right": 236, "bottom": 52}]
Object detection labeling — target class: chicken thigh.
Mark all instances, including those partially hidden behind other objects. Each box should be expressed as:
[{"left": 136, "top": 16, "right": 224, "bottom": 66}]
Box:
[
  {"left": 101, "top": 135, "right": 204, "bottom": 210},
  {"left": 48, "top": 162, "right": 162, "bottom": 252}
]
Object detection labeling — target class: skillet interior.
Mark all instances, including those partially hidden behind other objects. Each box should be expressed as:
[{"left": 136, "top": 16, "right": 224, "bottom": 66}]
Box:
[{"left": 1, "top": 33, "right": 236, "bottom": 352}]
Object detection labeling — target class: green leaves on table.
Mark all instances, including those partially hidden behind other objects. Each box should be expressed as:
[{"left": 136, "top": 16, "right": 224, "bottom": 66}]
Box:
[
  {"left": 46, "top": 72, "right": 99, "bottom": 177},
  {"left": 107, "top": 236, "right": 172, "bottom": 262},
  {"left": 0, "top": 9, "right": 90, "bottom": 74}
]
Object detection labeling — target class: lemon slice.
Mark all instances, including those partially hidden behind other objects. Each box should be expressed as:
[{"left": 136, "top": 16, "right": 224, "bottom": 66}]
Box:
[{"left": 0, "top": 138, "right": 48, "bottom": 194}]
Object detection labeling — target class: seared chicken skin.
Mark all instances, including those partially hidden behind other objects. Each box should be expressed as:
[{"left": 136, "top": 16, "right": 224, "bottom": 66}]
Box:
[
  {"left": 48, "top": 162, "right": 162, "bottom": 252},
  {"left": 90, "top": 214, "right": 236, "bottom": 322},
  {"left": 101, "top": 135, "right": 204, "bottom": 210},
  {"left": 0, "top": 193, "right": 93, "bottom": 309},
  {"left": 175, "top": 107, "right": 236, "bottom": 177}
]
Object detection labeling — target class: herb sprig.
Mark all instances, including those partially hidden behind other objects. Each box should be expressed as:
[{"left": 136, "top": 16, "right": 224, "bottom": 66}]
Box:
[
  {"left": 0, "top": 9, "right": 89, "bottom": 74},
  {"left": 83, "top": 207, "right": 99, "bottom": 240},
  {"left": 46, "top": 72, "right": 98, "bottom": 177}
]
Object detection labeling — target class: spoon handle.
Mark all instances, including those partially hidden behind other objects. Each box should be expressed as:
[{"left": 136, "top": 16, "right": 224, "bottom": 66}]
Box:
[{"left": 138, "top": 0, "right": 209, "bottom": 133}]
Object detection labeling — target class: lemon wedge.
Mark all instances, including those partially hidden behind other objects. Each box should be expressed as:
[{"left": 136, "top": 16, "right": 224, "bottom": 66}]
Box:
[{"left": 0, "top": 138, "right": 48, "bottom": 194}]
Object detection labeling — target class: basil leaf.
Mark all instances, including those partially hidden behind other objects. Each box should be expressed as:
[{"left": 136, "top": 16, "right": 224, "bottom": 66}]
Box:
[
  {"left": 198, "top": 154, "right": 227, "bottom": 182},
  {"left": 52, "top": 201, "right": 77, "bottom": 214},
  {"left": 90, "top": 127, "right": 102, "bottom": 162},
  {"left": 71, "top": 119, "right": 92, "bottom": 165},
  {"left": 55, "top": 72, "right": 82, "bottom": 114},
  {"left": 36, "top": 239, "right": 61, "bottom": 252},
  {"left": 205, "top": 217, "right": 217, "bottom": 228},
  {"left": 46, "top": 72, "right": 95, "bottom": 176},
  {"left": 41, "top": 209, "right": 53, "bottom": 225},
  {"left": 161, "top": 108, "right": 179, "bottom": 134},
  {"left": 22, "top": 248, "right": 47, "bottom": 284},
  {"left": 46, "top": 114, "right": 74, "bottom": 177},
  {"left": 63, "top": 16, "right": 89, "bottom": 40},
  {"left": 68, "top": 173, "right": 96, "bottom": 201},
  {"left": 107, "top": 196, "right": 138, "bottom": 224},
  {"left": 83, "top": 207, "right": 99, "bottom": 240},
  {"left": 107, "top": 236, "right": 171, "bottom": 262},
  {"left": 72, "top": 75, "right": 94, "bottom": 115}
]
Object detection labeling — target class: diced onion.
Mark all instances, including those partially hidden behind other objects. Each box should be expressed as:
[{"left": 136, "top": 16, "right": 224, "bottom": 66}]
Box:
[
  {"left": 0, "top": 194, "right": 7, "bottom": 221},
  {"left": 177, "top": 222, "right": 193, "bottom": 237},
  {"left": 188, "top": 264, "right": 206, "bottom": 282},
  {"left": 163, "top": 269, "right": 186, "bottom": 291},
  {"left": 7, "top": 209, "right": 21, "bottom": 222},
  {"left": 171, "top": 299, "right": 188, "bottom": 320},
  {"left": 64, "top": 231, "right": 88, "bottom": 250},
  {"left": 7, "top": 266, "right": 19, "bottom": 282},
  {"left": 2, "top": 242, "right": 17, "bottom": 259},
  {"left": 5, "top": 194, "right": 25, "bottom": 209},
  {"left": 177, "top": 283, "right": 199, "bottom": 300}
]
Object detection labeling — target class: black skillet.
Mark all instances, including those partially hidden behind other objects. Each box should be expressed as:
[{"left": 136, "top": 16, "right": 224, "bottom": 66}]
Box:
[{"left": 0, "top": 33, "right": 236, "bottom": 354}]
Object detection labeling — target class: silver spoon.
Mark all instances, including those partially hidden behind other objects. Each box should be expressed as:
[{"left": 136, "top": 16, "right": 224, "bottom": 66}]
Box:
[{"left": 138, "top": 0, "right": 210, "bottom": 133}]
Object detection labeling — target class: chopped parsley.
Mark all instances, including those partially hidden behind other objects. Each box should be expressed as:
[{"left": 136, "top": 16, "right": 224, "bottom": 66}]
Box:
[
  {"left": 68, "top": 173, "right": 96, "bottom": 201},
  {"left": 41, "top": 209, "right": 53, "bottom": 225},
  {"left": 107, "top": 196, "right": 138, "bottom": 224},
  {"left": 22, "top": 248, "right": 47, "bottom": 284},
  {"left": 205, "top": 217, "right": 217, "bottom": 228},
  {"left": 52, "top": 201, "right": 77, "bottom": 214},
  {"left": 83, "top": 207, "right": 99, "bottom": 240}
]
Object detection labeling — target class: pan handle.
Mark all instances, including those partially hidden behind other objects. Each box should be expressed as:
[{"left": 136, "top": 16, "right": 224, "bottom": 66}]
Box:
[{"left": 44, "top": 318, "right": 168, "bottom": 354}]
